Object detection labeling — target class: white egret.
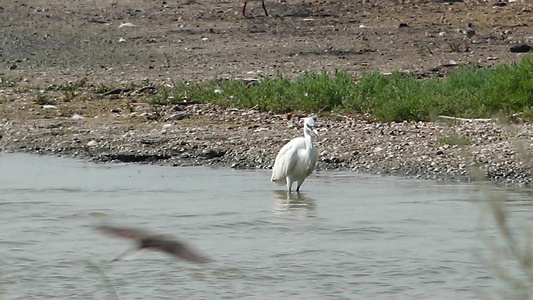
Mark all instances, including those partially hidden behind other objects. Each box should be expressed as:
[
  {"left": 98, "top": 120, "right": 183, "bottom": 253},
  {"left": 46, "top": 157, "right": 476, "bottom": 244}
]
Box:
[
  {"left": 242, "top": 0, "right": 269, "bottom": 17},
  {"left": 271, "top": 117, "right": 319, "bottom": 192}
]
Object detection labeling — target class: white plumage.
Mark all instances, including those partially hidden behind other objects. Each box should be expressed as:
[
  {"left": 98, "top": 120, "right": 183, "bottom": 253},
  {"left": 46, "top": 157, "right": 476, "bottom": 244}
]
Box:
[{"left": 271, "top": 117, "right": 319, "bottom": 192}]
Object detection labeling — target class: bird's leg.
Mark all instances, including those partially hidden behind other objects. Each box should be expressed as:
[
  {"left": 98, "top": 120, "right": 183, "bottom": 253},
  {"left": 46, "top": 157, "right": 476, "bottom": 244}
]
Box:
[
  {"left": 296, "top": 180, "right": 305, "bottom": 192},
  {"left": 261, "top": 0, "right": 269, "bottom": 16},
  {"left": 242, "top": 1, "right": 248, "bottom": 17},
  {"left": 242, "top": 2, "right": 248, "bottom": 17},
  {"left": 287, "top": 177, "right": 293, "bottom": 192}
]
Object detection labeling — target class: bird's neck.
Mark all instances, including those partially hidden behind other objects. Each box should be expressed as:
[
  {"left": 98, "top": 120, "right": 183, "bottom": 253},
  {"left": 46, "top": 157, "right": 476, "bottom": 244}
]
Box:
[{"left": 304, "top": 132, "right": 314, "bottom": 149}]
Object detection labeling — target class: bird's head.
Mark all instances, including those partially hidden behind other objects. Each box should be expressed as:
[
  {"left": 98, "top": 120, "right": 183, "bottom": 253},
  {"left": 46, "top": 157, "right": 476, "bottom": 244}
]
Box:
[{"left": 302, "top": 117, "right": 319, "bottom": 137}]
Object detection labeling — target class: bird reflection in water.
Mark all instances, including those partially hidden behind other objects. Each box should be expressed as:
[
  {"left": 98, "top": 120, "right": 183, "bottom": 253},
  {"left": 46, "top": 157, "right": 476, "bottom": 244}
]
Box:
[{"left": 272, "top": 190, "right": 316, "bottom": 218}]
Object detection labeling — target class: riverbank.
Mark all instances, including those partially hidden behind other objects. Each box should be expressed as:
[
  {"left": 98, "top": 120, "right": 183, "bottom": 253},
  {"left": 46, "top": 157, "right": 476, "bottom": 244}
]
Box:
[
  {"left": 1, "top": 0, "right": 532, "bottom": 187},
  {"left": 1, "top": 86, "right": 532, "bottom": 188}
]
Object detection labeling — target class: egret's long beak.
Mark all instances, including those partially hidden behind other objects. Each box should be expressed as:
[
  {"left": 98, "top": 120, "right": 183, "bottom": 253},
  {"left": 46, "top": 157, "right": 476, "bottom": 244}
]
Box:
[{"left": 310, "top": 126, "right": 319, "bottom": 137}]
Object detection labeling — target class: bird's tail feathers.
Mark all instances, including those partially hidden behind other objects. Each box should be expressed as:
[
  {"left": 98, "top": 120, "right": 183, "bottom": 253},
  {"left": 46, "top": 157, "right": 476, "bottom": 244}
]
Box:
[{"left": 112, "top": 248, "right": 147, "bottom": 262}]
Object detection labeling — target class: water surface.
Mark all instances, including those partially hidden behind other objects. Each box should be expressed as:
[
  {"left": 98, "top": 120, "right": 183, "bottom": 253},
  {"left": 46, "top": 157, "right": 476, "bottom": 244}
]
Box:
[{"left": 1, "top": 153, "right": 531, "bottom": 299}]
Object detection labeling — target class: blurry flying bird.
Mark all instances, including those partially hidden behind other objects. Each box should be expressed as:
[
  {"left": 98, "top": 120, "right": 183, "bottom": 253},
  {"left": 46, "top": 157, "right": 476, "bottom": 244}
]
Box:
[{"left": 95, "top": 224, "right": 210, "bottom": 263}]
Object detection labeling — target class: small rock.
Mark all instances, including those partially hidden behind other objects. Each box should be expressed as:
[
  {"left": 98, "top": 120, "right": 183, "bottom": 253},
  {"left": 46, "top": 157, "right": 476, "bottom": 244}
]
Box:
[
  {"left": 42, "top": 105, "right": 58, "bottom": 109},
  {"left": 137, "top": 86, "right": 156, "bottom": 94},
  {"left": 510, "top": 44, "right": 532, "bottom": 53},
  {"left": 442, "top": 60, "right": 458, "bottom": 67},
  {"left": 254, "top": 128, "right": 270, "bottom": 132},
  {"left": 104, "top": 88, "right": 132, "bottom": 95},
  {"left": 71, "top": 114, "right": 84, "bottom": 120},
  {"left": 87, "top": 140, "right": 98, "bottom": 147},
  {"left": 203, "top": 149, "right": 225, "bottom": 159},
  {"left": 464, "top": 23, "right": 475, "bottom": 38},
  {"left": 165, "top": 113, "right": 191, "bottom": 121},
  {"left": 119, "top": 22, "right": 136, "bottom": 28}
]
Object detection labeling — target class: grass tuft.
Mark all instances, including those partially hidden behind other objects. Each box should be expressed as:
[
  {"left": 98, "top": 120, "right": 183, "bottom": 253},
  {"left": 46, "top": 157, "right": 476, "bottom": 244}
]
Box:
[
  {"left": 45, "top": 78, "right": 87, "bottom": 92},
  {"left": 144, "top": 55, "right": 533, "bottom": 122},
  {"left": 34, "top": 91, "right": 55, "bottom": 105}
]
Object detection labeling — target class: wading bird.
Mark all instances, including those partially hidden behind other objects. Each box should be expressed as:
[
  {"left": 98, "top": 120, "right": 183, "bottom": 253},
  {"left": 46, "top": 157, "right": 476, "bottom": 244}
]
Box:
[
  {"left": 271, "top": 117, "right": 319, "bottom": 192},
  {"left": 242, "top": 0, "right": 269, "bottom": 17},
  {"left": 95, "top": 224, "right": 210, "bottom": 263}
]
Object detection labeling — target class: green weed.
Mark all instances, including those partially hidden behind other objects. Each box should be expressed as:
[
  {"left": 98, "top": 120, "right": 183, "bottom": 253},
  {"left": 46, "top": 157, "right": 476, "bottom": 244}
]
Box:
[
  {"left": 45, "top": 78, "right": 87, "bottom": 92},
  {"left": 0, "top": 76, "right": 23, "bottom": 88},
  {"left": 34, "top": 91, "right": 55, "bottom": 105},
  {"left": 146, "top": 55, "right": 532, "bottom": 122}
]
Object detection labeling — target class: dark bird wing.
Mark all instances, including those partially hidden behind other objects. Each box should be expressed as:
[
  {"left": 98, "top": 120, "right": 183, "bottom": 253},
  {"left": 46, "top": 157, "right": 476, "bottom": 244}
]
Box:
[
  {"left": 142, "top": 236, "right": 211, "bottom": 263},
  {"left": 95, "top": 224, "right": 150, "bottom": 240},
  {"left": 95, "top": 224, "right": 211, "bottom": 263}
]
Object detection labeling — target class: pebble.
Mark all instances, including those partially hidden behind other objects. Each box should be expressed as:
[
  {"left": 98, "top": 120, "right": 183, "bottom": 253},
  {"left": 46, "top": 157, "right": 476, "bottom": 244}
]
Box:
[
  {"left": 118, "top": 23, "right": 136, "bottom": 28},
  {"left": 510, "top": 44, "right": 532, "bottom": 53},
  {"left": 86, "top": 140, "right": 98, "bottom": 147}
]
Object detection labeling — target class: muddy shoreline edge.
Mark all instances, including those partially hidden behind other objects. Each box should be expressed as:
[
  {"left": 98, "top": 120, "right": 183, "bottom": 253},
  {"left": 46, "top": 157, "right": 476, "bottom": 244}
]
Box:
[{"left": 2, "top": 98, "right": 532, "bottom": 189}]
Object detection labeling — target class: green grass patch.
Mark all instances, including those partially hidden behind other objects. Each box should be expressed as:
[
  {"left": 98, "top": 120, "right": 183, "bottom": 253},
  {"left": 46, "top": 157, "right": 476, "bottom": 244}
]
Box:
[
  {"left": 34, "top": 91, "right": 55, "bottom": 105},
  {"left": 0, "top": 76, "right": 23, "bottom": 88},
  {"left": 142, "top": 55, "right": 533, "bottom": 122},
  {"left": 45, "top": 78, "right": 87, "bottom": 92}
]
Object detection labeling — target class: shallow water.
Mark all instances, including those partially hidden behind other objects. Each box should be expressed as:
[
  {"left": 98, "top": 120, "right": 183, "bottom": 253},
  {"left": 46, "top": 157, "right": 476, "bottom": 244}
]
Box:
[{"left": 0, "top": 153, "right": 531, "bottom": 299}]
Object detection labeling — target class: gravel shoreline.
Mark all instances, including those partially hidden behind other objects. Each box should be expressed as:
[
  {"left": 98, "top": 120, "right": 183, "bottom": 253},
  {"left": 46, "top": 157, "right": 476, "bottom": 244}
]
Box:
[
  {"left": 2, "top": 94, "right": 532, "bottom": 189},
  {"left": 1, "top": 0, "right": 532, "bottom": 189}
]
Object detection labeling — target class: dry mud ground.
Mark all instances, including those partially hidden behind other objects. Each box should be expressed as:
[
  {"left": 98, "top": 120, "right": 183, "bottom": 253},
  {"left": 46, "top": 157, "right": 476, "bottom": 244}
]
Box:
[{"left": 1, "top": 0, "right": 533, "bottom": 187}]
